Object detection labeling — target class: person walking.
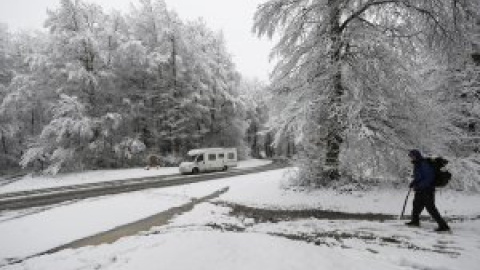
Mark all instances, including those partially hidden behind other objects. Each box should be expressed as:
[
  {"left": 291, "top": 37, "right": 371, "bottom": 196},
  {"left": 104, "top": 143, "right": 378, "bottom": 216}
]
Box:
[{"left": 406, "top": 149, "right": 450, "bottom": 232}]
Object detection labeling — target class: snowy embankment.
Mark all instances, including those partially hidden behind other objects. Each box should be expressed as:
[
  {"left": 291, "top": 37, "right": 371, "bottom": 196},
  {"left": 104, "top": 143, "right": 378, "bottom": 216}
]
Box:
[
  {"left": 216, "top": 168, "right": 480, "bottom": 216},
  {"left": 1, "top": 168, "right": 480, "bottom": 269},
  {"left": 0, "top": 159, "right": 272, "bottom": 194}
]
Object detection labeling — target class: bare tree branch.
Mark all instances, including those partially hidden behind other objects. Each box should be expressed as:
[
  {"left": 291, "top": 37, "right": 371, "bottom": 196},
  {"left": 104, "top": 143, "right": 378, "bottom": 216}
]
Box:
[{"left": 339, "top": 0, "right": 401, "bottom": 33}]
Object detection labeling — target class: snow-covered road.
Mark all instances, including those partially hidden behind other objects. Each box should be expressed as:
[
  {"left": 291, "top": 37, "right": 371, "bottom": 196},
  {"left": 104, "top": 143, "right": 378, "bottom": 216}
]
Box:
[
  {"left": 0, "top": 159, "right": 272, "bottom": 194},
  {"left": 0, "top": 161, "right": 280, "bottom": 212}
]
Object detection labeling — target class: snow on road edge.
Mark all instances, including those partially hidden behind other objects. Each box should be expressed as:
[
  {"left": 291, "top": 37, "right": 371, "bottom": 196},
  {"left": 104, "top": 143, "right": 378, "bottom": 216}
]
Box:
[{"left": 0, "top": 159, "right": 272, "bottom": 194}]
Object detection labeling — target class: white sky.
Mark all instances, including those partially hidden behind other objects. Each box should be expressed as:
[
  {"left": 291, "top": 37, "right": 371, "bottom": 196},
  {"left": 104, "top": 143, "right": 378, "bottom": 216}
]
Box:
[{"left": 0, "top": 0, "right": 274, "bottom": 82}]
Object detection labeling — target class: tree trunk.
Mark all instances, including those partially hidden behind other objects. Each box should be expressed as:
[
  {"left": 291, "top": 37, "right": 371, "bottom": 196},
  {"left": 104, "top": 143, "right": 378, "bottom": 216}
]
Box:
[
  {"left": 265, "top": 132, "right": 274, "bottom": 158},
  {"left": 1, "top": 130, "right": 7, "bottom": 155},
  {"left": 324, "top": 1, "right": 344, "bottom": 181},
  {"left": 169, "top": 35, "right": 178, "bottom": 154},
  {"left": 31, "top": 108, "right": 35, "bottom": 135},
  {"left": 252, "top": 124, "right": 258, "bottom": 158},
  {"left": 287, "top": 133, "right": 295, "bottom": 158},
  {"left": 171, "top": 35, "right": 177, "bottom": 93}
]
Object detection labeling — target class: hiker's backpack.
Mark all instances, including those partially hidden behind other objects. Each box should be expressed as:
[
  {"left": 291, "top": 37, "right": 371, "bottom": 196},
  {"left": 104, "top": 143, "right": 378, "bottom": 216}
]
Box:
[{"left": 427, "top": 157, "right": 452, "bottom": 187}]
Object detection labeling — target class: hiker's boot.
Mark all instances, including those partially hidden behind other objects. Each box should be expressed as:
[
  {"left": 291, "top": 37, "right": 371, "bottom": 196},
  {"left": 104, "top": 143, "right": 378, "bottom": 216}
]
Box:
[
  {"left": 435, "top": 226, "right": 451, "bottom": 232},
  {"left": 405, "top": 221, "right": 420, "bottom": 227}
]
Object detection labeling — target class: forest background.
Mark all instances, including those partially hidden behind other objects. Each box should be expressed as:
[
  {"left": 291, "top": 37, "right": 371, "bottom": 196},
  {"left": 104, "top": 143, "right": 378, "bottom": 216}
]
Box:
[{"left": 1, "top": 0, "right": 479, "bottom": 191}]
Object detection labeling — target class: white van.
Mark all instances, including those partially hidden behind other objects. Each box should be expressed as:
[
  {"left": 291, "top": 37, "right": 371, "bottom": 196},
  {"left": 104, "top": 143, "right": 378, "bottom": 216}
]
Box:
[{"left": 179, "top": 148, "right": 238, "bottom": 174}]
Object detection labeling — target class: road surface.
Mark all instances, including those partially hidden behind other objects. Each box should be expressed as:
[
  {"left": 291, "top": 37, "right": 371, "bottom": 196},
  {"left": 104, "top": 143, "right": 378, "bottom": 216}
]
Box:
[{"left": 0, "top": 163, "right": 284, "bottom": 212}]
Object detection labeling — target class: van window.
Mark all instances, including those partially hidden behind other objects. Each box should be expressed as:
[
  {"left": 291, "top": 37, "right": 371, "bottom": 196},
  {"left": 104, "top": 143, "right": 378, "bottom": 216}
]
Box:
[
  {"left": 228, "top": 153, "right": 235, "bottom": 159},
  {"left": 196, "top": 154, "right": 204, "bottom": 162},
  {"left": 208, "top": 154, "right": 216, "bottom": 161},
  {"left": 219, "top": 153, "right": 225, "bottom": 159}
]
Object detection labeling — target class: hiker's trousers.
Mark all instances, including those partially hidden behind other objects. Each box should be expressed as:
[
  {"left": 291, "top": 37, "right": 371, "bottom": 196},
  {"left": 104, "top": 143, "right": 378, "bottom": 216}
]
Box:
[{"left": 411, "top": 190, "right": 448, "bottom": 228}]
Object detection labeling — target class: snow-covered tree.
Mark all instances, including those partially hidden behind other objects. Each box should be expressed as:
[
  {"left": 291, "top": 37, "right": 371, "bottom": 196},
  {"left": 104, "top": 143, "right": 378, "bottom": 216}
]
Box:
[
  {"left": 0, "top": 29, "right": 54, "bottom": 171},
  {"left": 20, "top": 95, "right": 93, "bottom": 174},
  {"left": 254, "top": 0, "right": 474, "bottom": 185},
  {"left": 239, "top": 77, "right": 273, "bottom": 158},
  {"left": 420, "top": 56, "right": 480, "bottom": 191},
  {"left": 0, "top": 23, "right": 12, "bottom": 86},
  {"left": 2, "top": 0, "right": 252, "bottom": 174},
  {"left": 16, "top": 0, "right": 130, "bottom": 173},
  {"left": 416, "top": 2, "right": 480, "bottom": 190},
  {"left": 0, "top": 23, "right": 11, "bottom": 168}
]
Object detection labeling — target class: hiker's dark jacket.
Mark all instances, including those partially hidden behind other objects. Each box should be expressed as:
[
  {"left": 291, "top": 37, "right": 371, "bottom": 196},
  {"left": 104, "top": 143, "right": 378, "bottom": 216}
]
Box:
[{"left": 411, "top": 159, "right": 435, "bottom": 191}]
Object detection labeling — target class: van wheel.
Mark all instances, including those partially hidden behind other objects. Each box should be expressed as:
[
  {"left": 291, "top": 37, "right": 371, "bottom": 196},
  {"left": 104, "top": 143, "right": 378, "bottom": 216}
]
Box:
[
  {"left": 223, "top": 166, "right": 228, "bottom": 171},
  {"left": 192, "top": 168, "right": 199, "bottom": 174}
]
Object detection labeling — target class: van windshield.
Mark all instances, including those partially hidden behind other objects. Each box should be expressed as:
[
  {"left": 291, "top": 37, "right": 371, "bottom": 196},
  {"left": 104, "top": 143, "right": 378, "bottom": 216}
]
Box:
[
  {"left": 186, "top": 155, "right": 198, "bottom": 162},
  {"left": 186, "top": 154, "right": 203, "bottom": 162}
]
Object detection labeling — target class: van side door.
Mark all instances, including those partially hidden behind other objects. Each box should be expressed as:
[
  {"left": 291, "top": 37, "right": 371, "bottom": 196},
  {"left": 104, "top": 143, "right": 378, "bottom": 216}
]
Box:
[
  {"left": 196, "top": 154, "right": 206, "bottom": 172},
  {"left": 226, "top": 151, "right": 238, "bottom": 167},
  {"left": 206, "top": 153, "right": 217, "bottom": 171},
  {"left": 218, "top": 153, "right": 225, "bottom": 168}
]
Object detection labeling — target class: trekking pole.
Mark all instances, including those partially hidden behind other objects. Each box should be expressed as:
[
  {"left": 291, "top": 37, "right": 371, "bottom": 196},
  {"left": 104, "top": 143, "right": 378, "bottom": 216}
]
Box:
[{"left": 399, "top": 188, "right": 412, "bottom": 220}]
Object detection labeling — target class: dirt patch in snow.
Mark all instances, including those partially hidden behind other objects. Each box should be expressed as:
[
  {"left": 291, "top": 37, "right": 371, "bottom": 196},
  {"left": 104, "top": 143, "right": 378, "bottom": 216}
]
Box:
[
  {"left": 203, "top": 202, "right": 465, "bottom": 257},
  {"left": 223, "top": 203, "right": 396, "bottom": 222},
  {"left": 218, "top": 202, "right": 480, "bottom": 223}
]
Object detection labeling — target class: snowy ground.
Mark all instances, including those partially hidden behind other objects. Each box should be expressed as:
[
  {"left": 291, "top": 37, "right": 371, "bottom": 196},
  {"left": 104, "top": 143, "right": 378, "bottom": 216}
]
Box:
[
  {"left": 0, "top": 159, "right": 271, "bottom": 194},
  {"left": 1, "top": 168, "right": 479, "bottom": 269}
]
